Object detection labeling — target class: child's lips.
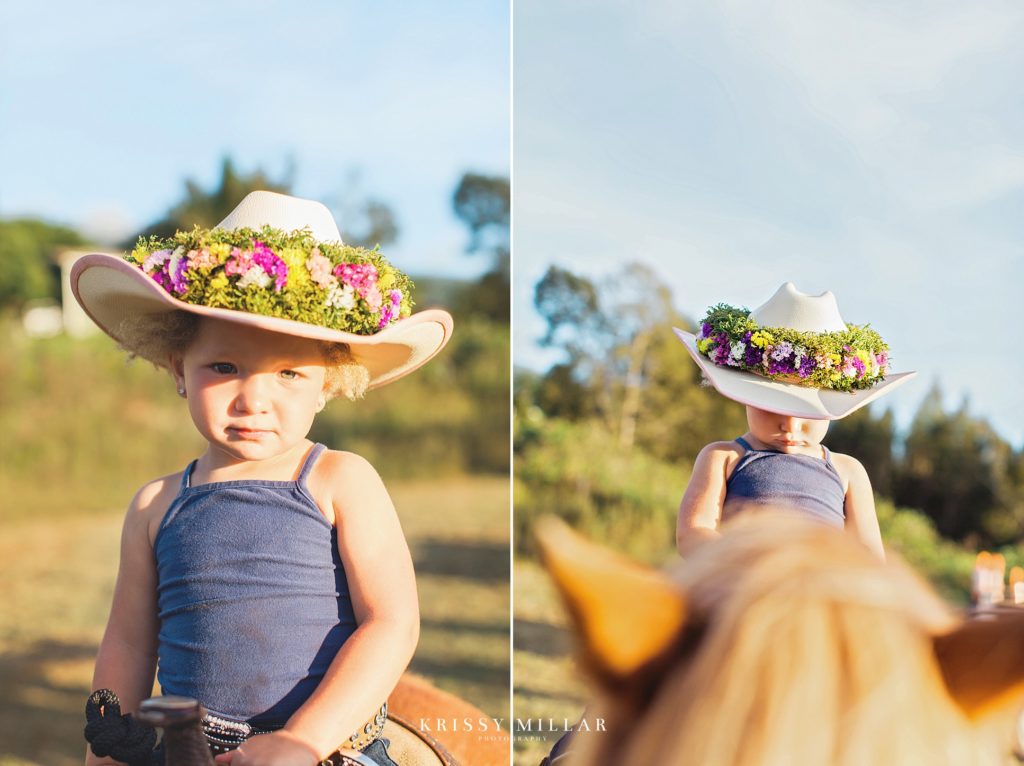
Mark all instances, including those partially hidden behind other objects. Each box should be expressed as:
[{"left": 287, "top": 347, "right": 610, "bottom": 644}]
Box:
[{"left": 228, "top": 426, "right": 274, "bottom": 440}]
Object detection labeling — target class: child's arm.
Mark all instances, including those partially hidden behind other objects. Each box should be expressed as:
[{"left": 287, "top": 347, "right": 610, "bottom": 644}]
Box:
[
  {"left": 833, "top": 453, "right": 885, "bottom": 561},
  {"left": 85, "top": 479, "right": 169, "bottom": 766},
  {"left": 677, "top": 442, "right": 739, "bottom": 556},
  {"left": 217, "top": 452, "right": 419, "bottom": 765}
]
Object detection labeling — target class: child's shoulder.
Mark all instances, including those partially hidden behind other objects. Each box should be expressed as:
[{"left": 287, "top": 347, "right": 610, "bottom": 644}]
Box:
[
  {"left": 696, "top": 440, "right": 746, "bottom": 462},
  {"left": 692, "top": 440, "right": 746, "bottom": 478},
  {"left": 127, "top": 471, "right": 187, "bottom": 544},
  {"left": 825, "top": 450, "right": 869, "bottom": 486},
  {"left": 307, "top": 448, "right": 392, "bottom": 525},
  {"left": 313, "top": 447, "right": 383, "bottom": 482}
]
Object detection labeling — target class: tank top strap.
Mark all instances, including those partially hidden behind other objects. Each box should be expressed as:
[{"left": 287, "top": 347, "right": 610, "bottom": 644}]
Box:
[
  {"left": 821, "top": 445, "right": 837, "bottom": 467},
  {"left": 296, "top": 443, "right": 327, "bottom": 487},
  {"left": 735, "top": 436, "right": 754, "bottom": 452},
  {"left": 180, "top": 460, "right": 197, "bottom": 491}
]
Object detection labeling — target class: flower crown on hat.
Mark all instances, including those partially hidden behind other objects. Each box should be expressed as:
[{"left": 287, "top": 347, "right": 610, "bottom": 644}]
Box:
[
  {"left": 695, "top": 304, "right": 890, "bottom": 392},
  {"left": 128, "top": 225, "right": 414, "bottom": 335}
]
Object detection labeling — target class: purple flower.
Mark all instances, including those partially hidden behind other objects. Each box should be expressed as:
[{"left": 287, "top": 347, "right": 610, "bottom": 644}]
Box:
[
  {"left": 699, "top": 322, "right": 712, "bottom": 339},
  {"left": 251, "top": 241, "right": 288, "bottom": 292},
  {"left": 169, "top": 253, "right": 190, "bottom": 295},
  {"left": 711, "top": 335, "right": 732, "bottom": 366},
  {"left": 797, "top": 355, "right": 816, "bottom": 378},
  {"left": 743, "top": 333, "right": 764, "bottom": 367},
  {"left": 378, "top": 289, "right": 403, "bottom": 328},
  {"left": 150, "top": 270, "right": 173, "bottom": 293}
]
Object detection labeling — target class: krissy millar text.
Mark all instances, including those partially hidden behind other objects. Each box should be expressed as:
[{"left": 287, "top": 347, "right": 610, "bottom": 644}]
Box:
[{"left": 417, "top": 718, "right": 605, "bottom": 733}]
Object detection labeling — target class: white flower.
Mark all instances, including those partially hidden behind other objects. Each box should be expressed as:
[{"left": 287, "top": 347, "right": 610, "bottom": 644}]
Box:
[
  {"left": 167, "top": 248, "right": 185, "bottom": 281},
  {"left": 143, "top": 248, "right": 172, "bottom": 272},
  {"left": 771, "top": 341, "right": 793, "bottom": 361},
  {"left": 326, "top": 282, "right": 356, "bottom": 310},
  {"left": 237, "top": 265, "right": 272, "bottom": 289},
  {"left": 729, "top": 341, "right": 745, "bottom": 365}
]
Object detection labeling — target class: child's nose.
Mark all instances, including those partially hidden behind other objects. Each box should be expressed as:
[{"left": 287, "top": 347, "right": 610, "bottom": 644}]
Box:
[
  {"left": 779, "top": 416, "right": 802, "bottom": 433},
  {"left": 235, "top": 376, "right": 271, "bottom": 413}
]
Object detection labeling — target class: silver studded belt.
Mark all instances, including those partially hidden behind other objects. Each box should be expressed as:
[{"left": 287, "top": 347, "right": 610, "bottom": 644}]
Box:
[{"left": 202, "top": 702, "right": 388, "bottom": 765}]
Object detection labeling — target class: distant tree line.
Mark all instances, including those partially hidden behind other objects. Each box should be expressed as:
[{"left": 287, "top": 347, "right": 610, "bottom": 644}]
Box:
[{"left": 517, "top": 263, "right": 1024, "bottom": 549}]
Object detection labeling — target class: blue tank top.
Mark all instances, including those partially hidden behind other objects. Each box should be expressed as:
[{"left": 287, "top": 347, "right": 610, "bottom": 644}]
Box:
[
  {"left": 723, "top": 437, "right": 846, "bottom": 528},
  {"left": 153, "top": 443, "right": 358, "bottom": 725}
]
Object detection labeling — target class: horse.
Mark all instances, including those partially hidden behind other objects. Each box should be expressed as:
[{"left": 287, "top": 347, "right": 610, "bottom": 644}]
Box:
[{"left": 537, "top": 513, "right": 1024, "bottom": 766}]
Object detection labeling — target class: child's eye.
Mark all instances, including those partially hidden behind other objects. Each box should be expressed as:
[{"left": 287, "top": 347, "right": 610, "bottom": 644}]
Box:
[
  {"left": 211, "top": 362, "right": 237, "bottom": 375},
  {"left": 280, "top": 369, "right": 300, "bottom": 380}
]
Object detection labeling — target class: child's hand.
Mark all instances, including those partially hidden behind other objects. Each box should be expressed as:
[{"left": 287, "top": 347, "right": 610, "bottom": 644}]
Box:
[{"left": 213, "top": 731, "right": 320, "bottom": 766}]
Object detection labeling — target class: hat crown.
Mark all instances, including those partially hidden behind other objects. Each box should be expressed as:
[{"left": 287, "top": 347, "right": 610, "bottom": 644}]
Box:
[
  {"left": 749, "top": 282, "right": 847, "bottom": 333},
  {"left": 216, "top": 191, "right": 343, "bottom": 243}
]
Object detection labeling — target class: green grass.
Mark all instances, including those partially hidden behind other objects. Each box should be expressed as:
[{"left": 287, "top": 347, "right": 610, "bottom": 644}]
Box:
[{"left": 0, "top": 476, "right": 509, "bottom": 766}]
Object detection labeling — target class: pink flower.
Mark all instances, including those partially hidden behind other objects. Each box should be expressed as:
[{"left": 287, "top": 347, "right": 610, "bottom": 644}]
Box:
[
  {"left": 189, "top": 248, "right": 219, "bottom": 271},
  {"left": 306, "top": 248, "right": 335, "bottom": 289},
  {"left": 224, "top": 247, "right": 252, "bottom": 277},
  {"left": 334, "top": 262, "right": 385, "bottom": 309}
]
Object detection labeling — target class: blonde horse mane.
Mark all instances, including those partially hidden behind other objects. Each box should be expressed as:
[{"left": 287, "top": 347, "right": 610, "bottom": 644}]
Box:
[{"left": 542, "top": 514, "right": 1024, "bottom": 766}]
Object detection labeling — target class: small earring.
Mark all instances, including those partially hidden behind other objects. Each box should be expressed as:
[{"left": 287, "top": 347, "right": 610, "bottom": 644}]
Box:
[{"left": 177, "top": 386, "right": 187, "bottom": 398}]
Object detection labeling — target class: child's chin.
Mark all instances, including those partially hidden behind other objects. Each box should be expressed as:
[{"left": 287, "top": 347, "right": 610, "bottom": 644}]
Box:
[{"left": 222, "top": 436, "right": 282, "bottom": 458}]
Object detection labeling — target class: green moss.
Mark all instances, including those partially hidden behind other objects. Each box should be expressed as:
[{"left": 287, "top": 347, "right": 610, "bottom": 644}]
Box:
[{"left": 128, "top": 226, "right": 414, "bottom": 335}]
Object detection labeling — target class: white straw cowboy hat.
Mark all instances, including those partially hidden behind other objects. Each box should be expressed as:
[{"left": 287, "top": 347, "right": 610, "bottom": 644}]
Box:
[
  {"left": 71, "top": 191, "right": 453, "bottom": 389},
  {"left": 674, "top": 282, "right": 915, "bottom": 420}
]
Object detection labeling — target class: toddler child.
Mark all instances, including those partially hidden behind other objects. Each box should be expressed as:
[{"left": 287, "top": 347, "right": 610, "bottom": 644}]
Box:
[
  {"left": 673, "top": 283, "right": 915, "bottom": 560},
  {"left": 73, "top": 191, "right": 453, "bottom": 766}
]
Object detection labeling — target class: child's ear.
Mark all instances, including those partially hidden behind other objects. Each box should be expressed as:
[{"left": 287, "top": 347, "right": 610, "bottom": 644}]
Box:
[
  {"left": 535, "top": 517, "right": 688, "bottom": 683},
  {"left": 316, "top": 393, "right": 327, "bottom": 413},
  {"left": 169, "top": 355, "right": 186, "bottom": 393},
  {"left": 933, "top": 610, "right": 1024, "bottom": 720}
]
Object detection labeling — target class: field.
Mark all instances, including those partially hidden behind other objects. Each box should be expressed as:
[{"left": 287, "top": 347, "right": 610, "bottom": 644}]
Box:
[
  {"left": 512, "top": 558, "right": 585, "bottom": 766},
  {"left": 0, "top": 475, "right": 509, "bottom": 766}
]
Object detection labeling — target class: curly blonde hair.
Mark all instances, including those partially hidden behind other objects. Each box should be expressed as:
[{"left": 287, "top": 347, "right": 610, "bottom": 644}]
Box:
[{"left": 115, "top": 311, "right": 370, "bottom": 401}]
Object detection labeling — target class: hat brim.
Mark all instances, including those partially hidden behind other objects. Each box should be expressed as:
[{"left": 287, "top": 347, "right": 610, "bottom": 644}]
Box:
[
  {"left": 673, "top": 328, "right": 915, "bottom": 420},
  {"left": 72, "top": 253, "right": 453, "bottom": 390}
]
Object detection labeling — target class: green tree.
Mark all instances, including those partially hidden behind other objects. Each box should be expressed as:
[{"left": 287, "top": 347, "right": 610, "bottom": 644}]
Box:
[
  {"left": 894, "top": 385, "right": 1016, "bottom": 545},
  {"left": 452, "top": 173, "right": 509, "bottom": 320},
  {"left": 128, "top": 157, "right": 292, "bottom": 244},
  {"left": 0, "top": 219, "right": 84, "bottom": 309},
  {"left": 532, "top": 262, "right": 738, "bottom": 454}
]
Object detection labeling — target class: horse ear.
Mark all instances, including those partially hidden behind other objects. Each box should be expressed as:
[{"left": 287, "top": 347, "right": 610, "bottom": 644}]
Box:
[
  {"left": 933, "top": 610, "right": 1024, "bottom": 719},
  {"left": 535, "top": 516, "right": 688, "bottom": 680}
]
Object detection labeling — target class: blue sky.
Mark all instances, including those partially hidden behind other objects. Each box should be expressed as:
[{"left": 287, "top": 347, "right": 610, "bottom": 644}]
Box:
[
  {"left": 514, "top": 0, "right": 1024, "bottom": 446},
  {"left": 1, "top": 1, "right": 509, "bottom": 278}
]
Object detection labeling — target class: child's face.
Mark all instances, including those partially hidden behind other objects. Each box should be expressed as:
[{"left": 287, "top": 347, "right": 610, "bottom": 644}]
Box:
[
  {"left": 171, "top": 318, "right": 328, "bottom": 463},
  {"left": 745, "top": 406, "right": 829, "bottom": 455}
]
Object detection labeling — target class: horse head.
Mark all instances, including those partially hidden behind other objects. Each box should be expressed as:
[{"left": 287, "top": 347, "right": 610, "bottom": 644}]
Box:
[{"left": 538, "top": 513, "right": 1024, "bottom": 766}]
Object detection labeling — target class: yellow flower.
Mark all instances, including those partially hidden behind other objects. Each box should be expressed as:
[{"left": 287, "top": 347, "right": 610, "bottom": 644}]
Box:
[
  {"left": 378, "top": 266, "right": 396, "bottom": 292},
  {"left": 129, "top": 247, "right": 147, "bottom": 264},
  {"left": 697, "top": 338, "right": 712, "bottom": 353},
  {"left": 209, "top": 243, "right": 232, "bottom": 263},
  {"left": 750, "top": 330, "right": 774, "bottom": 349},
  {"left": 278, "top": 248, "right": 310, "bottom": 289},
  {"left": 209, "top": 273, "right": 230, "bottom": 292}
]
